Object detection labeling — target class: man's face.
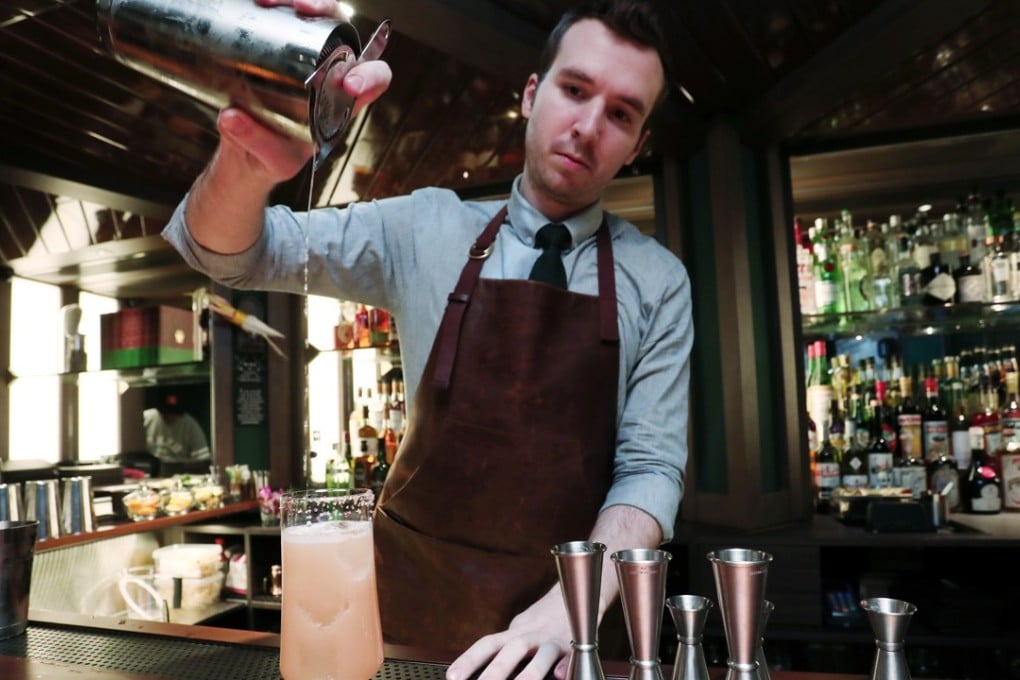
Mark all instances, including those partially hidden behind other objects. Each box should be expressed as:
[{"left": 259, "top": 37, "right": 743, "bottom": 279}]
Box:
[{"left": 520, "top": 19, "right": 664, "bottom": 221}]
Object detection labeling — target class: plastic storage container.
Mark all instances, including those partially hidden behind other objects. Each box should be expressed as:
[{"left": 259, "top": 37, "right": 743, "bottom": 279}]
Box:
[
  {"left": 153, "top": 544, "right": 223, "bottom": 578},
  {"left": 154, "top": 572, "right": 223, "bottom": 609}
]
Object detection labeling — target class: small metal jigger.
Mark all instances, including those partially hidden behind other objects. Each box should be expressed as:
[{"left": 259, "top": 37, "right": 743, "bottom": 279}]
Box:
[
  {"left": 664, "top": 594, "right": 712, "bottom": 680},
  {"left": 755, "top": 600, "right": 774, "bottom": 680},
  {"left": 612, "top": 548, "right": 672, "bottom": 680},
  {"left": 707, "top": 548, "right": 774, "bottom": 680},
  {"left": 553, "top": 541, "right": 608, "bottom": 680},
  {"left": 861, "top": 597, "right": 917, "bottom": 680}
]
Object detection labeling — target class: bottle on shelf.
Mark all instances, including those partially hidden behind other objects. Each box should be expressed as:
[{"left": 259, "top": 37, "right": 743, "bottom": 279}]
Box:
[
  {"left": 895, "top": 235, "right": 924, "bottom": 307},
  {"left": 837, "top": 223, "right": 871, "bottom": 313},
  {"left": 352, "top": 439, "right": 375, "bottom": 490},
  {"left": 370, "top": 443, "right": 390, "bottom": 502},
  {"left": 806, "top": 340, "right": 833, "bottom": 436},
  {"left": 358, "top": 404, "right": 380, "bottom": 460},
  {"left": 920, "top": 251, "right": 956, "bottom": 306},
  {"left": 953, "top": 252, "right": 985, "bottom": 303},
  {"left": 355, "top": 303, "right": 372, "bottom": 348},
  {"left": 896, "top": 373, "right": 922, "bottom": 462},
  {"left": 841, "top": 399, "right": 870, "bottom": 490},
  {"left": 813, "top": 414, "right": 841, "bottom": 513},
  {"left": 921, "top": 375, "right": 950, "bottom": 464},
  {"left": 325, "top": 441, "right": 351, "bottom": 492},
  {"left": 868, "top": 398, "right": 895, "bottom": 489},
  {"left": 794, "top": 216, "right": 818, "bottom": 315},
  {"left": 999, "top": 371, "right": 1020, "bottom": 511},
  {"left": 963, "top": 426, "right": 1002, "bottom": 514}
]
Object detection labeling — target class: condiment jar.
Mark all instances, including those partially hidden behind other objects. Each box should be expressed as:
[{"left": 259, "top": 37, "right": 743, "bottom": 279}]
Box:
[{"left": 123, "top": 482, "right": 161, "bottom": 521}]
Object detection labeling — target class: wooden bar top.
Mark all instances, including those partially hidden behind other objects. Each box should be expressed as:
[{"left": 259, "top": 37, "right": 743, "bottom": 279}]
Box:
[{"left": 0, "top": 610, "right": 909, "bottom": 680}]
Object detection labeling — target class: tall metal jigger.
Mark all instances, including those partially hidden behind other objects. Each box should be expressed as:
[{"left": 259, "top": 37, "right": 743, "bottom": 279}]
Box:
[
  {"left": 665, "top": 594, "right": 712, "bottom": 680},
  {"left": 611, "top": 548, "right": 672, "bottom": 680},
  {"left": 552, "top": 541, "right": 608, "bottom": 680},
  {"left": 861, "top": 597, "right": 917, "bottom": 680},
  {"left": 755, "top": 600, "right": 774, "bottom": 680},
  {"left": 707, "top": 548, "right": 773, "bottom": 680}
]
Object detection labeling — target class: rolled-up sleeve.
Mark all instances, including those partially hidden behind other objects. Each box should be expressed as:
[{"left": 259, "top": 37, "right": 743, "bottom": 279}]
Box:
[{"left": 602, "top": 263, "right": 693, "bottom": 543}]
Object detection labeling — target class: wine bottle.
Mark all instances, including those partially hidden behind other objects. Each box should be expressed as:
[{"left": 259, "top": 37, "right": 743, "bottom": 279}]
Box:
[
  {"left": 964, "top": 427, "right": 1002, "bottom": 514},
  {"left": 813, "top": 416, "right": 841, "bottom": 513},
  {"left": 921, "top": 375, "right": 950, "bottom": 464},
  {"left": 868, "top": 401, "right": 895, "bottom": 489}
]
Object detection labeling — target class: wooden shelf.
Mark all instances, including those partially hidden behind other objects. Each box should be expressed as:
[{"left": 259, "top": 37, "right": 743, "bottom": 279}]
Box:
[{"left": 36, "top": 501, "right": 260, "bottom": 552}]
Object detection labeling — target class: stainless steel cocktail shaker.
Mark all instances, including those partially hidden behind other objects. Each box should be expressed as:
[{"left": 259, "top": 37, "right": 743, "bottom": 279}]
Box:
[{"left": 96, "top": 0, "right": 389, "bottom": 168}]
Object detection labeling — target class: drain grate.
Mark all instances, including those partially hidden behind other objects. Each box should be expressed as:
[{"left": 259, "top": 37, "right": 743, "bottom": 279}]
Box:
[{"left": 0, "top": 623, "right": 452, "bottom": 679}]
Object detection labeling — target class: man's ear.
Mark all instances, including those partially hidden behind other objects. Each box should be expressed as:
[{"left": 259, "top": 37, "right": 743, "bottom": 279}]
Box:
[
  {"left": 625, "top": 129, "right": 651, "bottom": 166},
  {"left": 521, "top": 73, "right": 539, "bottom": 119}
]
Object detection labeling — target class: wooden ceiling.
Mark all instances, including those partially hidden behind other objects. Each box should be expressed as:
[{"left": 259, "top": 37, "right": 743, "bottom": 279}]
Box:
[{"left": 1, "top": 0, "right": 1018, "bottom": 297}]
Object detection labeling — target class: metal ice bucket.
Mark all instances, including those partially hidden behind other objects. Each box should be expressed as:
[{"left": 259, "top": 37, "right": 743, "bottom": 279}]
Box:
[{"left": 0, "top": 520, "right": 38, "bottom": 640}]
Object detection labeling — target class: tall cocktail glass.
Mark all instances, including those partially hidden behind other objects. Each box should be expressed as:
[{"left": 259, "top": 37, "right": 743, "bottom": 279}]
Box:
[{"left": 280, "top": 488, "right": 382, "bottom": 680}]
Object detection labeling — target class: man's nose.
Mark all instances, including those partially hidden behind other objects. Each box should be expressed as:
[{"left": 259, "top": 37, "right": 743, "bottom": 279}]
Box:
[{"left": 572, "top": 102, "right": 602, "bottom": 139}]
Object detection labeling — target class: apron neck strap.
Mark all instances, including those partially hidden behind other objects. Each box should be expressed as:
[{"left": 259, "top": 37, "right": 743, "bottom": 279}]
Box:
[{"left": 432, "top": 206, "right": 618, "bottom": 390}]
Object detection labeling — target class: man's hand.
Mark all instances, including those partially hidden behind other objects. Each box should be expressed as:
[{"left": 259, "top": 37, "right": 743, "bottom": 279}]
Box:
[
  {"left": 215, "top": 0, "right": 392, "bottom": 185},
  {"left": 445, "top": 505, "right": 663, "bottom": 680},
  {"left": 446, "top": 588, "right": 572, "bottom": 680}
]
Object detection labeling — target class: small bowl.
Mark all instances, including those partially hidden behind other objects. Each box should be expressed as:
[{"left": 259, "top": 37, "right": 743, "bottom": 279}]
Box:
[{"left": 123, "top": 484, "right": 161, "bottom": 521}]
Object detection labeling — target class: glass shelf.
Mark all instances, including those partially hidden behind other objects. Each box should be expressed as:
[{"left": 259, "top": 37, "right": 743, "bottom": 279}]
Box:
[
  {"left": 802, "top": 301, "right": 1020, "bottom": 339},
  {"left": 6, "top": 361, "right": 210, "bottom": 387}
]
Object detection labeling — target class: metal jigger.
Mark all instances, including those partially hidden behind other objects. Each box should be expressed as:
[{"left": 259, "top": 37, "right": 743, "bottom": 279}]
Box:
[
  {"left": 665, "top": 594, "right": 712, "bottom": 680},
  {"left": 755, "top": 600, "right": 774, "bottom": 680},
  {"left": 612, "top": 548, "right": 672, "bottom": 680},
  {"left": 707, "top": 548, "right": 774, "bottom": 680},
  {"left": 861, "top": 597, "right": 917, "bottom": 680},
  {"left": 553, "top": 541, "right": 608, "bottom": 680}
]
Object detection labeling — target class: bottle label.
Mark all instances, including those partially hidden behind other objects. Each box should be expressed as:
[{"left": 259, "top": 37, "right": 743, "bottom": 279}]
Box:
[
  {"left": 952, "top": 430, "right": 972, "bottom": 471},
  {"left": 991, "top": 258, "right": 1011, "bottom": 297},
  {"left": 900, "top": 271, "right": 922, "bottom": 300},
  {"left": 971, "top": 483, "right": 1001, "bottom": 512},
  {"left": 893, "top": 466, "right": 927, "bottom": 498},
  {"left": 1002, "top": 453, "right": 1020, "bottom": 510},
  {"left": 1003, "top": 417, "right": 1020, "bottom": 445},
  {"left": 868, "top": 452, "right": 894, "bottom": 488},
  {"left": 842, "top": 473, "right": 869, "bottom": 489},
  {"left": 923, "top": 273, "right": 956, "bottom": 302},
  {"left": 814, "top": 280, "right": 838, "bottom": 311},
  {"left": 922, "top": 421, "right": 949, "bottom": 460},
  {"left": 897, "top": 414, "right": 922, "bottom": 457},
  {"left": 815, "top": 462, "right": 840, "bottom": 494},
  {"left": 957, "top": 273, "right": 985, "bottom": 303}
]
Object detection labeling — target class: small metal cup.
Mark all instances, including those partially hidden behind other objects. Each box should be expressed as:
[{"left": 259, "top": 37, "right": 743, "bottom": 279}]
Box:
[
  {"left": 0, "top": 483, "right": 23, "bottom": 522},
  {"left": 60, "top": 476, "right": 96, "bottom": 536},
  {"left": 24, "top": 480, "right": 60, "bottom": 541}
]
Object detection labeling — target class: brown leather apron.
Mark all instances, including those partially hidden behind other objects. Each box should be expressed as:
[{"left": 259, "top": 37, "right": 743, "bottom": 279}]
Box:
[{"left": 374, "top": 206, "right": 620, "bottom": 653}]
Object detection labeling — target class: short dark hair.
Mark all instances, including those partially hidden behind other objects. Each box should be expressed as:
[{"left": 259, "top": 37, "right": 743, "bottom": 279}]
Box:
[{"left": 535, "top": 0, "right": 674, "bottom": 115}]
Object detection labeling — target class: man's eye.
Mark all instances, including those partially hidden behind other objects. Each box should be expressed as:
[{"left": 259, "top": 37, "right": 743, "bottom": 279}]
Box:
[
  {"left": 612, "top": 109, "right": 633, "bottom": 125},
  {"left": 564, "top": 84, "right": 583, "bottom": 98}
]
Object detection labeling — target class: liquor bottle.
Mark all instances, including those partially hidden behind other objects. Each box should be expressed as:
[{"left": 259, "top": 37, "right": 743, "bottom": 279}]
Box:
[
  {"left": 920, "top": 251, "right": 956, "bottom": 305},
  {"left": 370, "top": 445, "right": 390, "bottom": 502},
  {"left": 794, "top": 216, "right": 818, "bottom": 315},
  {"left": 950, "top": 370, "right": 973, "bottom": 473},
  {"left": 869, "top": 222, "right": 899, "bottom": 310},
  {"left": 325, "top": 443, "right": 351, "bottom": 492},
  {"left": 892, "top": 434, "right": 927, "bottom": 500},
  {"left": 348, "top": 389, "right": 363, "bottom": 457},
  {"left": 921, "top": 375, "right": 950, "bottom": 464},
  {"left": 868, "top": 401, "right": 895, "bottom": 488},
  {"left": 999, "top": 371, "right": 1020, "bottom": 511},
  {"left": 984, "top": 235, "right": 1014, "bottom": 303},
  {"left": 875, "top": 378, "right": 899, "bottom": 455},
  {"left": 382, "top": 406, "right": 399, "bottom": 465},
  {"left": 358, "top": 404, "right": 380, "bottom": 460},
  {"left": 813, "top": 236, "right": 844, "bottom": 315},
  {"left": 353, "top": 439, "right": 375, "bottom": 490},
  {"left": 964, "top": 427, "right": 1002, "bottom": 514},
  {"left": 806, "top": 341, "right": 833, "bottom": 436},
  {"left": 965, "top": 187, "right": 988, "bottom": 265},
  {"left": 928, "top": 445, "right": 961, "bottom": 512},
  {"left": 369, "top": 306, "right": 390, "bottom": 347},
  {"left": 841, "top": 405, "right": 870, "bottom": 490},
  {"left": 940, "top": 211, "right": 966, "bottom": 271},
  {"left": 971, "top": 367, "right": 1004, "bottom": 472},
  {"left": 896, "top": 374, "right": 922, "bottom": 461},
  {"left": 838, "top": 225, "right": 871, "bottom": 313},
  {"left": 953, "top": 253, "right": 985, "bottom": 303},
  {"left": 828, "top": 400, "right": 846, "bottom": 453},
  {"left": 894, "top": 235, "right": 923, "bottom": 307},
  {"left": 355, "top": 303, "right": 372, "bottom": 348},
  {"left": 813, "top": 416, "right": 841, "bottom": 513}
]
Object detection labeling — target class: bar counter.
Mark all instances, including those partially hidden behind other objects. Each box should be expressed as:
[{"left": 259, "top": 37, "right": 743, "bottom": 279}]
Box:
[{"left": 0, "top": 611, "right": 910, "bottom": 680}]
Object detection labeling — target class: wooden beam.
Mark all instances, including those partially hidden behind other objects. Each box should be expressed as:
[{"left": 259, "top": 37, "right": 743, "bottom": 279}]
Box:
[
  {"left": 356, "top": 0, "right": 547, "bottom": 87},
  {"left": 742, "top": 0, "right": 995, "bottom": 143}
]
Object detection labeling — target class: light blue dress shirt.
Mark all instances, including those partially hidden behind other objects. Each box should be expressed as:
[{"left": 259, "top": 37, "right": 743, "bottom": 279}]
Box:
[{"left": 163, "top": 175, "right": 693, "bottom": 540}]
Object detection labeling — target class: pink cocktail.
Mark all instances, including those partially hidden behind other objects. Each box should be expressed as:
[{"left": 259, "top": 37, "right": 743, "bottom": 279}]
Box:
[{"left": 280, "top": 489, "right": 382, "bottom": 680}]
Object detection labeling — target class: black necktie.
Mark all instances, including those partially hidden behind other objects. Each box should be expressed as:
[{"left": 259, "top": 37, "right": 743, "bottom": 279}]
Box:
[{"left": 528, "top": 223, "right": 571, "bottom": 289}]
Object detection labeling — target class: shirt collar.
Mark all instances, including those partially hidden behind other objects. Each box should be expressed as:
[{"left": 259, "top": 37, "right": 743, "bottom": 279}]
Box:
[{"left": 506, "top": 175, "right": 604, "bottom": 250}]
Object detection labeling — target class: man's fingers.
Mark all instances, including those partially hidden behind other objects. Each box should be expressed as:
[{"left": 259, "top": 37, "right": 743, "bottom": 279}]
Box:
[
  {"left": 217, "top": 108, "right": 311, "bottom": 181},
  {"left": 514, "top": 642, "right": 561, "bottom": 680},
  {"left": 334, "top": 60, "right": 392, "bottom": 115},
  {"left": 255, "top": 0, "right": 348, "bottom": 20},
  {"left": 446, "top": 633, "right": 501, "bottom": 680}
]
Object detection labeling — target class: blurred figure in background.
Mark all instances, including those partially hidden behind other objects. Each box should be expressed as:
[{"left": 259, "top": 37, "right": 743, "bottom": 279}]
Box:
[{"left": 143, "top": 387, "right": 211, "bottom": 467}]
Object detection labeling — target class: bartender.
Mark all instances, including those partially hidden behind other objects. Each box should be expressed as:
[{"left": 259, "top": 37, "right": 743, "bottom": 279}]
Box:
[{"left": 163, "top": 0, "right": 692, "bottom": 678}]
